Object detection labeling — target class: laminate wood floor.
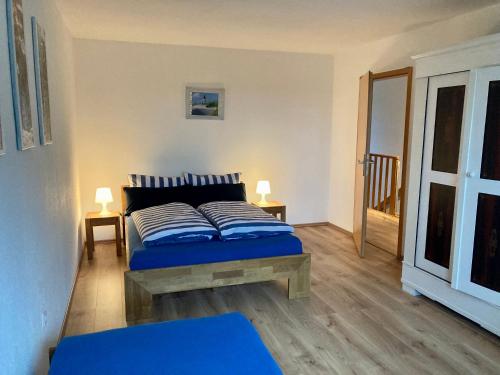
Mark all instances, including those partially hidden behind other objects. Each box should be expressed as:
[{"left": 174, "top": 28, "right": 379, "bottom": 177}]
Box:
[
  {"left": 64, "top": 226, "right": 500, "bottom": 374},
  {"left": 366, "top": 208, "right": 399, "bottom": 256}
]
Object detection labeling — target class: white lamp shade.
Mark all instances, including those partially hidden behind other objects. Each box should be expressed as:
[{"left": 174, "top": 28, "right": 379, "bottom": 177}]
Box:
[
  {"left": 95, "top": 187, "right": 113, "bottom": 204},
  {"left": 256, "top": 180, "right": 271, "bottom": 195}
]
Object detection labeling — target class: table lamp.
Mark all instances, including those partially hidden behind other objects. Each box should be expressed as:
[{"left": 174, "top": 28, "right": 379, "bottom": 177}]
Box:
[
  {"left": 95, "top": 187, "right": 113, "bottom": 215},
  {"left": 256, "top": 180, "right": 271, "bottom": 204}
]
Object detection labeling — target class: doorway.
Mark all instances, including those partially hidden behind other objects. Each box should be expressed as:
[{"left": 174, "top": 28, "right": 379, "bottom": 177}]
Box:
[{"left": 353, "top": 67, "right": 412, "bottom": 259}]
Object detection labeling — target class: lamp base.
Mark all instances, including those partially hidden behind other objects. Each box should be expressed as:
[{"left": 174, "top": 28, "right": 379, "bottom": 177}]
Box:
[
  {"left": 257, "top": 194, "right": 268, "bottom": 205},
  {"left": 99, "top": 202, "right": 110, "bottom": 216}
]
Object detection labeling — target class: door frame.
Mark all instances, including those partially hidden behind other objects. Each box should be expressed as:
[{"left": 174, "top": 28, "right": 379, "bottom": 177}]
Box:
[{"left": 368, "top": 67, "right": 413, "bottom": 260}]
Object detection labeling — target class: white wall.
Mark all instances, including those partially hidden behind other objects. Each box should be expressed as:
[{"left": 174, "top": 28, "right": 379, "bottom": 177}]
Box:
[
  {"left": 74, "top": 40, "right": 333, "bottom": 239},
  {"left": 328, "top": 3, "right": 500, "bottom": 232},
  {"left": 370, "top": 76, "right": 407, "bottom": 197},
  {"left": 370, "top": 76, "right": 406, "bottom": 159},
  {"left": 0, "top": 0, "right": 81, "bottom": 373}
]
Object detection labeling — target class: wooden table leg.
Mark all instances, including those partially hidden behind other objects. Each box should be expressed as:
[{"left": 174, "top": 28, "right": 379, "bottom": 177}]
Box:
[
  {"left": 281, "top": 207, "right": 287, "bottom": 222},
  {"left": 122, "top": 214, "right": 126, "bottom": 248},
  {"left": 115, "top": 219, "right": 122, "bottom": 256},
  {"left": 85, "top": 219, "right": 94, "bottom": 260}
]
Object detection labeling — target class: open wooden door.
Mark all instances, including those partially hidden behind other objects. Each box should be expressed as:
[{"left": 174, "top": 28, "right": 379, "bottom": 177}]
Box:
[{"left": 353, "top": 72, "right": 373, "bottom": 257}]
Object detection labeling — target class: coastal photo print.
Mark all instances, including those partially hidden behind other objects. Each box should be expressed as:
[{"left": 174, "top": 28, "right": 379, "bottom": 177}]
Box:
[
  {"left": 186, "top": 87, "right": 225, "bottom": 120},
  {"left": 7, "top": 0, "right": 35, "bottom": 150},
  {"left": 32, "top": 17, "right": 52, "bottom": 145},
  {"left": 0, "top": 114, "right": 4, "bottom": 155}
]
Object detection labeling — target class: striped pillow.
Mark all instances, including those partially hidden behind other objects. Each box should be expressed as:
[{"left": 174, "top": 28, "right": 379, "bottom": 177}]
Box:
[
  {"left": 198, "top": 201, "right": 293, "bottom": 241},
  {"left": 131, "top": 203, "right": 218, "bottom": 247},
  {"left": 128, "top": 174, "right": 185, "bottom": 188},
  {"left": 184, "top": 172, "right": 241, "bottom": 186}
]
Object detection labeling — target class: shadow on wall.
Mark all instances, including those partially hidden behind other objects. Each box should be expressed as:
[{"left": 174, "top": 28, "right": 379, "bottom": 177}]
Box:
[{"left": 371, "top": 10, "right": 500, "bottom": 70}]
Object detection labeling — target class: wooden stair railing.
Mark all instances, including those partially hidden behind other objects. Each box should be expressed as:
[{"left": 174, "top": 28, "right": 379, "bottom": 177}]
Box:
[
  {"left": 367, "top": 153, "right": 400, "bottom": 216},
  {"left": 376, "top": 187, "right": 402, "bottom": 216}
]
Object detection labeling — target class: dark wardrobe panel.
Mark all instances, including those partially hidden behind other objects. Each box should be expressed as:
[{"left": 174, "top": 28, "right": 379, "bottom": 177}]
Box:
[
  {"left": 425, "top": 183, "right": 456, "bottom": 268},
  {"left": 431, "top": 85, "right": 466, "bottom": 174},
  {"left": 471, "top": 193, "right": 500, "bottom": 293},
  {"left": 480, "top": 80, "right": 500, "bottom": 181}
]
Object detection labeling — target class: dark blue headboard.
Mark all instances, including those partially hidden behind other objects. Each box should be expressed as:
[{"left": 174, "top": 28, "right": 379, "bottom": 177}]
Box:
[{"left": 122, "top": 183, "right": 247, "bottom": 216}]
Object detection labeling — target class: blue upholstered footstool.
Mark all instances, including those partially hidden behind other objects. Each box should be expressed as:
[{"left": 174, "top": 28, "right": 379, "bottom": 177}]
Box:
[{"left": 50, "top": 312, "right": 282, "bottom": 374}]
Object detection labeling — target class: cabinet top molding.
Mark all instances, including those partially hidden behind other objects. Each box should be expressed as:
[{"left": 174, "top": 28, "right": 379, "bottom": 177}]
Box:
[
  {"left": 411, "top": 33, "right": 500, "bottom": 79},
  {"left": 412, "top": 33, "right": 500, "bottom": 61}
]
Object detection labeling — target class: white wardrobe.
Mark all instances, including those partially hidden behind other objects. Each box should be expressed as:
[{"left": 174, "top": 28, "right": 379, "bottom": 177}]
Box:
[{"left": 402, "top": 34, "right": 500, "bottom": 336}]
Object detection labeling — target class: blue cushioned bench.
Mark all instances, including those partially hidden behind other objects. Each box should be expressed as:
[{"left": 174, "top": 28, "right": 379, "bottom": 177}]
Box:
[{"left": 50, "top": 313, "right": 282, "bottom": 374}]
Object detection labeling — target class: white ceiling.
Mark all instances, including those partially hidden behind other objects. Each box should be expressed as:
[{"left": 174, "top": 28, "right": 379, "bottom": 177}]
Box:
[{"left": 56, "top": 0, "right": 500, "bottom": 53}]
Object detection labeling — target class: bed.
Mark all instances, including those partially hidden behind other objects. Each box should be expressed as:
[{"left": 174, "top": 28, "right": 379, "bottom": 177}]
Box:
[
  {"left": 50, "top": 312, "right": 282, "bottom": 374},
  {"left": 121, "top": 183, "right": 311, "bottom": 324}
]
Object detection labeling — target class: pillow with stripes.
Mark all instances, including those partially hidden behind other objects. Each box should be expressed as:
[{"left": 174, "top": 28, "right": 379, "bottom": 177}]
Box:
[
  {"left": 198, "top": 201, "right": 293, "bottom": 241},
  {"left": 131, "top": 202, "right": 218, "bottom": 247},
  {"left": 184, "top": 172, "right": 241, "bottom": 186},
  {"left": 128, "top": 174, "right": 185, "bottom": 188}
]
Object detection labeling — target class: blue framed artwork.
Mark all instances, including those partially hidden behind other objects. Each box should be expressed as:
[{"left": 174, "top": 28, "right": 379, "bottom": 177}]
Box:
[
  {"left": 32, "top": 17, "right": 52, "bottom": 145},
  {"left": 6, "top": 0, "right": 34, "bottom": 150},
  {"left": 185, "top": 87, "right": 225, "bottom": 120},
  {"left": 0, "top": 114, "right": 4, "bottom": 155}
]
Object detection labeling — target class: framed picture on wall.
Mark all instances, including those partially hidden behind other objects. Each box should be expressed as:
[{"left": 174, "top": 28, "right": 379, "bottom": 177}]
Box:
[
  {"left": 186, "top": 87, "right": 225, "bottom": 120},
  {"left": 32, "top": 17, "right": 52, "bottom": 145},
  {"left": 6, "top": 0, "right": 35, "bottom": 151},
  {"left": 0, "top": 114, "right": 4, "bottom": 155}
]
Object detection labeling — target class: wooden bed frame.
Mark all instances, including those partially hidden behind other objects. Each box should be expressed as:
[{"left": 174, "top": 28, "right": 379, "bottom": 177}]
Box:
[{"left": 121, "top": 185, "right": 311, "bottom": 324}]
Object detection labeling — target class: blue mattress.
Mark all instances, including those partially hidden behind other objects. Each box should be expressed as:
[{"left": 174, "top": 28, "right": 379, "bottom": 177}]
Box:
[
  {"left": 50, "top": 312, "right": 282, "bottom": 375},
  {"left": 127, "top": 217, "right": 302, "bottom": 271}
]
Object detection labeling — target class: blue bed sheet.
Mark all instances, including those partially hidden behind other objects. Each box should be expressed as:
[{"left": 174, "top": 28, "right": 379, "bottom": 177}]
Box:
[
  {"left": 50, "top": 312, "right": 282, "bottom": 375},
  {"left": 127, "top": 217, "right": 302, "bottom": 271}
]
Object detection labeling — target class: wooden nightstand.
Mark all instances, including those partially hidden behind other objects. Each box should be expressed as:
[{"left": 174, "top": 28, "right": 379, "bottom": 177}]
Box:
[
  {"left": 85, "top": 211, "right": 122, "bottom": 260},
  {"left": 252, "top": 201, "right": 286, "bottom": 222}
]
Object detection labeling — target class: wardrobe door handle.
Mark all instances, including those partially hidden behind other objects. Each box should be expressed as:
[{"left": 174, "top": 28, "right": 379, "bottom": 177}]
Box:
[{"left": 466, "top": 171, "right": 476, "bottom": 178}]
